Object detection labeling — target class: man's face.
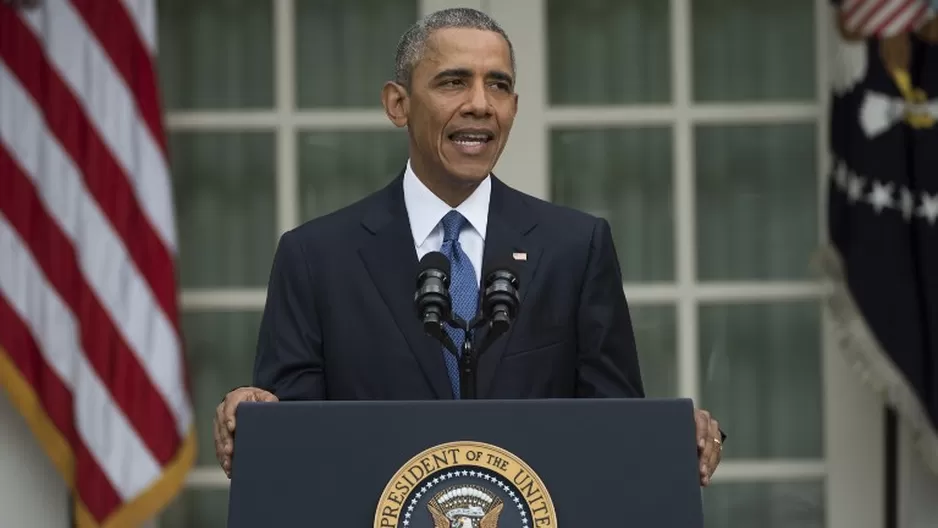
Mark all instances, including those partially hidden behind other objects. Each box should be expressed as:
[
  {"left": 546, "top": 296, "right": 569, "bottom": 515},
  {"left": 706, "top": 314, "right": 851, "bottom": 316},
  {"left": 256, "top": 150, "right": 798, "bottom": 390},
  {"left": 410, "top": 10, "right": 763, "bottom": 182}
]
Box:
[{"left": 388, "top": 27, "right": 518, "bottom": 187}]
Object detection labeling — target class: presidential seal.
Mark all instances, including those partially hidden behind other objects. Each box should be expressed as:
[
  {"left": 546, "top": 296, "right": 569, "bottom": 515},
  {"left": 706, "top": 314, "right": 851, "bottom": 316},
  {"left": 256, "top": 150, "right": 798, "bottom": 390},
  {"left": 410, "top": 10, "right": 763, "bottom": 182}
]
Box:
[{"left": 374, "top": 441, "right": 557, "bottom": 528}]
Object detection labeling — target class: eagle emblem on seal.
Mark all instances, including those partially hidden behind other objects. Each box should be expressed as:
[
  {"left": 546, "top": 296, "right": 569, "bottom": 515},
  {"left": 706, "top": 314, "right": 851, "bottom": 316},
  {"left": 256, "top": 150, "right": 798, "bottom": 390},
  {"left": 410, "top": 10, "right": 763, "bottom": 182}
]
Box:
[{"left": 426, "top": 484, "right": 505, "bottom": 528}]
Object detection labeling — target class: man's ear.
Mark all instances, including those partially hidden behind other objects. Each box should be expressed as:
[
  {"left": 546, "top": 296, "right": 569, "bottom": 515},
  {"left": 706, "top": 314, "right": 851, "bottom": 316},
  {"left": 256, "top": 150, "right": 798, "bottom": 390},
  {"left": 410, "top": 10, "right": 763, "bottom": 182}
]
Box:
[{"left": 381, "top": 81, "right": 409, "bottom": 128}]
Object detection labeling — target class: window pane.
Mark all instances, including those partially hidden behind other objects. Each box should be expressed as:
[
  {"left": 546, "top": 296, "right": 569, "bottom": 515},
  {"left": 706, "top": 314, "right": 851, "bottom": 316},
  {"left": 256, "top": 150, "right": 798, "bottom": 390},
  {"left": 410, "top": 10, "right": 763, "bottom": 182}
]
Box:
[
  {"left": 546, "top": 0, "right": 671, "bottom": 104},
  {"left": 630, "top": 304, "right": 677, "bottom": 398},
  {"left": 295, "top": 0, "right": 418, "bottom": 108},
  {"left": 298, "top": 130, "right": 409, "bottom": 221},
  {"left": 692, "top": 0, "right": 815, "bottom": 102},
  {"left": 157, "top": 0, "right": 274, "bottom": 110},
  {"left": 699, "top": 301, "right": 823, "bottom": 459},
  {"left": 550, "top": 127, "right": 674, "bottom": 282},
  {"left": 170, "top": 132, "right": 276, "bottom": 288},
  {"left": 159, "top": 488, "right": 229, "bottom": 528},
  {"left": 182, "top": 311, "right": 262, "bottom": 466},
  {"left": 695, "top": 124, "right": 817, "bottom": 281},
  {"left": 704, "top": 480, "right": 825, "bottom": 528}
]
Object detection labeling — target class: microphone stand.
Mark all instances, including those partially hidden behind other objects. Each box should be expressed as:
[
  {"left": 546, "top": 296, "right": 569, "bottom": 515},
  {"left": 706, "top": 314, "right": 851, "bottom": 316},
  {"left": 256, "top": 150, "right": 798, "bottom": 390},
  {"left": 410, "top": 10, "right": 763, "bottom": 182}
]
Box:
[
  {"left": 445, "top": 314, "right": 512, "bottom": 400},
  {"left": 424, "top": 272, "right": 519, "bottom": 400}
]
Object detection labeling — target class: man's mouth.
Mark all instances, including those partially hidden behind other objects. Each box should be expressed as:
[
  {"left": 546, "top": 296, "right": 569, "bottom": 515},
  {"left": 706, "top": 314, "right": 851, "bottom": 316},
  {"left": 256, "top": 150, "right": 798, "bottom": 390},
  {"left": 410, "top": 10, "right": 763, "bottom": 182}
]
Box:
[{"left": 447, "top": 129, "right": 494, "bottom": 156}]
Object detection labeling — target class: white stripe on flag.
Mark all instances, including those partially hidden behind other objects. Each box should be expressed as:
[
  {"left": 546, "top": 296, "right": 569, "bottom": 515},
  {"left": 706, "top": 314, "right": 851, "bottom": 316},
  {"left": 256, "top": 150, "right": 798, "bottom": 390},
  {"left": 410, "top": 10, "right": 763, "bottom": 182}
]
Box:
[{"left": 0, "top": 62, "right": 192, "bottom": 437}]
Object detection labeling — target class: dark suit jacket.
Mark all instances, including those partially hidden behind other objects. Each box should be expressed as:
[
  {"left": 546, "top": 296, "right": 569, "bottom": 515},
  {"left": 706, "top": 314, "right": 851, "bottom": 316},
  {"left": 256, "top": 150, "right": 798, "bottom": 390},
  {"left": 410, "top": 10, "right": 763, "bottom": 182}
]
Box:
[{"left": 251, "top": 171, "right": 645, "bottom": 400}]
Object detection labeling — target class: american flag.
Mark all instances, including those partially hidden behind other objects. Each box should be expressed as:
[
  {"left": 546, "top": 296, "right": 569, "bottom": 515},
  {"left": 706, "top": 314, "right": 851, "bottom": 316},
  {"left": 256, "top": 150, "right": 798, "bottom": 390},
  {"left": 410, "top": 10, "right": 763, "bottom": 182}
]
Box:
[
  {"left": 0, "top": 0, "right": 194, "bottom": 526},
  {"left": 822, "top": 0, "right": 938, "bottom": 474}
]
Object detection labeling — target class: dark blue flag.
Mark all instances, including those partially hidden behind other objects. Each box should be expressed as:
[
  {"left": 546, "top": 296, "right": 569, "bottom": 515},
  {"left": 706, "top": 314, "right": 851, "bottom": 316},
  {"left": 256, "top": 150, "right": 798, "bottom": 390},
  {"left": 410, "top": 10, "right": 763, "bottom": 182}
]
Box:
[{"left": 820, "top": 1, "right": 938, "bottom": 474}]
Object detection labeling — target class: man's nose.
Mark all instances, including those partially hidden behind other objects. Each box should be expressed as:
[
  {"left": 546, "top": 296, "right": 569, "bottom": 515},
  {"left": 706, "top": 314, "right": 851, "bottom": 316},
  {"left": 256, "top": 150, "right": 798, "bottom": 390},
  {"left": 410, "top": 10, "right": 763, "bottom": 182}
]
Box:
[{"left": 462, "top": 82, "right": 491, "bottom": 116}]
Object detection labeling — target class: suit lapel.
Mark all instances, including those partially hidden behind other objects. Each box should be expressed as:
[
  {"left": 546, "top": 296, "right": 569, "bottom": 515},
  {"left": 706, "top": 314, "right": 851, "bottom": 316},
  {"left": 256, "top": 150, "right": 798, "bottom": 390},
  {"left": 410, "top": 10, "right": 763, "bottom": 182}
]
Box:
[
  {"left": 476, "top": 177, "right": 542, "bottom": 397},
  {"left": 357, "top": 176, "right": 453, "bottom": 399}
]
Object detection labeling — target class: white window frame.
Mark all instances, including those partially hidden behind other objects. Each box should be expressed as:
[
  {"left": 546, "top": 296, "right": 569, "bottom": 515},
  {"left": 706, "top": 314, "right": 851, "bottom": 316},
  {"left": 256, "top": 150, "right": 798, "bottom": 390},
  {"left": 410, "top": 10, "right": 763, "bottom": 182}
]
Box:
[{"left": 165, "top": 1, "right": 886, "bottom": 527}]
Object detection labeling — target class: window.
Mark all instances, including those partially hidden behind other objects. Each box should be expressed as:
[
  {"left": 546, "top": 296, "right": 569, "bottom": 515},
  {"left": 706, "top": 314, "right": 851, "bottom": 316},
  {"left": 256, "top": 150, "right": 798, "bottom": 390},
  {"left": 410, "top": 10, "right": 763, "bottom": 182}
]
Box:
[
  {"left": 157, "top": 0, "right": 882, "bottom": 525},
  {"left": 543, "top": 0, "right": 827, "bottom": 521}
]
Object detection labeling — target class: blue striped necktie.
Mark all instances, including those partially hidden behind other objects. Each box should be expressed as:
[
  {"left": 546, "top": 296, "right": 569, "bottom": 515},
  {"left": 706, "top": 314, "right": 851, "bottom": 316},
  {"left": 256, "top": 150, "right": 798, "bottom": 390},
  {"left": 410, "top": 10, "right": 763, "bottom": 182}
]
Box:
[{"left": 438, "top": 210, "right": 478, "bottom": 399}]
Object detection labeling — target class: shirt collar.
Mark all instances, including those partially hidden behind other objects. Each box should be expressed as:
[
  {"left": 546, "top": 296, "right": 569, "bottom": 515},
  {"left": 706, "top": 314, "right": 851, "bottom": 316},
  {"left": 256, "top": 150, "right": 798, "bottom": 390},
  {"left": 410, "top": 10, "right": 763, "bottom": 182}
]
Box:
[{"left": 402, "top": 159, "right": 490, "bottom": 247}]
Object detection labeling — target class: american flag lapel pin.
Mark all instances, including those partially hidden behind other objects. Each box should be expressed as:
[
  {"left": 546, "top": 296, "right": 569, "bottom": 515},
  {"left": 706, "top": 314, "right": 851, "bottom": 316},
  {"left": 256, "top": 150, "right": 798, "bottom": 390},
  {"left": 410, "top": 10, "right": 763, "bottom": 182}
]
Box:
[{"left": 512, "top": 251, "right": 527, "bottom": 261}]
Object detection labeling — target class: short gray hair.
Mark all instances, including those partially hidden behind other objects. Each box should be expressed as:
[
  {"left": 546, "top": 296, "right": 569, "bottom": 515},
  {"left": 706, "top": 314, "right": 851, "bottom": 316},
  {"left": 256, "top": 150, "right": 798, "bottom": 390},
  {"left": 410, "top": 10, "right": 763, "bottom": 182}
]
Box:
[{"left": 394, "top": 8, "right": 516, "bottom": 89}]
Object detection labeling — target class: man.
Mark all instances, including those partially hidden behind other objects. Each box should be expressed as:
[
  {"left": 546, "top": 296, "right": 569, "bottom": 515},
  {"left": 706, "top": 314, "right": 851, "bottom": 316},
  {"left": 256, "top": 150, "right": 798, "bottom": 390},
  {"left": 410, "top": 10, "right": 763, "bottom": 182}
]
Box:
[{"left": 213, "top": 7, "right": 724, "bottom": 486}]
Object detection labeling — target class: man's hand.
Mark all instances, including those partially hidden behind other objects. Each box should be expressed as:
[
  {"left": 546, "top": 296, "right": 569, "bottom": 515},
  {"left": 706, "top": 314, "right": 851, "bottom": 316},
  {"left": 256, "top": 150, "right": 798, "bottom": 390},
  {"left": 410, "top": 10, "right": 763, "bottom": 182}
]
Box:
[
  {"left": 214, "top": 387, "right": 278, "bottom": 478},
  {"left": 695, "top": 408, "right": 723, "bottom": 486}
]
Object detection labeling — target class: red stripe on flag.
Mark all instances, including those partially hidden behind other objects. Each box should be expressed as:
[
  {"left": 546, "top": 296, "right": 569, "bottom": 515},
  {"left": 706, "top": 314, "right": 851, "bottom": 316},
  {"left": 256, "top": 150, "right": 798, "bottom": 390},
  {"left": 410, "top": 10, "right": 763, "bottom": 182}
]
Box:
[
  {"left": 69, "top": 0, "right": 169, "bottom": 155},
  {"left": 0, "top": 145, "right": 182, "bottom": 465},
  {"left": 0, "top": 296, "right": 123, "bottom": 522},
  {"left": 0, "top": 7, "right": 181, "bottom": 341}
]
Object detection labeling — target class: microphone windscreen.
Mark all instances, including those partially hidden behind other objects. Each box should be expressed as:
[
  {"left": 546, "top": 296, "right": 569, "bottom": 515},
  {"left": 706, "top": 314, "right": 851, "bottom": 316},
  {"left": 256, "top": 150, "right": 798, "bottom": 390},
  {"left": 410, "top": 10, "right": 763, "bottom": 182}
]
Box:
[{"left": 419, "top": 251, "right": 451, "bottom": 275}]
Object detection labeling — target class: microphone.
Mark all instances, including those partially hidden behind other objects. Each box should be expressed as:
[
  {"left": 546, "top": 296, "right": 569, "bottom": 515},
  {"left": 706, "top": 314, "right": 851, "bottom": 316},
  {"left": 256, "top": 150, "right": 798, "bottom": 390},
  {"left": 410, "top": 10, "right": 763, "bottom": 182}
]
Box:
[
  {"left": 414, "top": 252, "right": 452, "bottom": 335},
  {"left": 481, "top": 260, "right": 521, "bottom": 335}
]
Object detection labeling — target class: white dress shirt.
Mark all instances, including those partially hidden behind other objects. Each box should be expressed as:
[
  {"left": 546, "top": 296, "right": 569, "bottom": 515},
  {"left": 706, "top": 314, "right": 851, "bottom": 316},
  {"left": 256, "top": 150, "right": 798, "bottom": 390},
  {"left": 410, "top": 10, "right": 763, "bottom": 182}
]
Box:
[{"left": 402, "top": 159, "right": 490, "bottom": 284}]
